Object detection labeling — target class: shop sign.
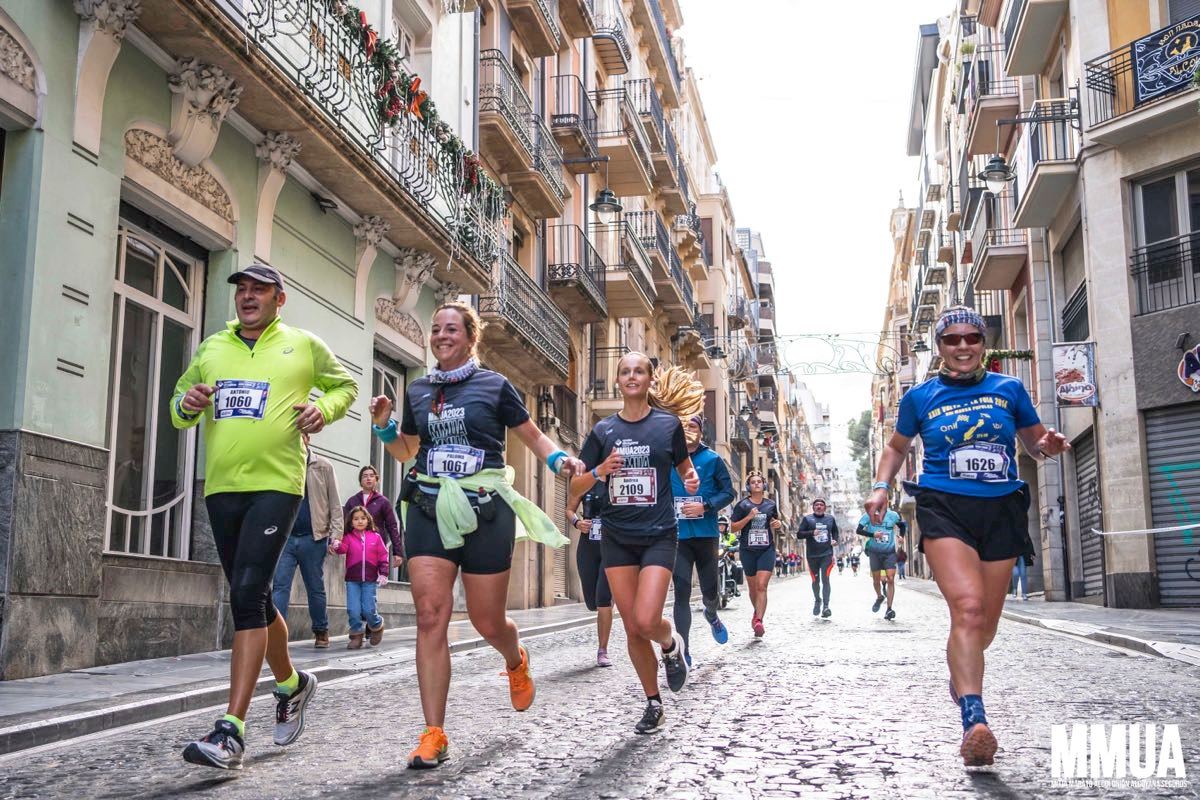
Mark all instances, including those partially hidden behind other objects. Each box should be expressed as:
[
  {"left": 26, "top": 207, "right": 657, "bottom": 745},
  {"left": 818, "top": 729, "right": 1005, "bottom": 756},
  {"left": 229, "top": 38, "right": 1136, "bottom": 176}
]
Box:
[{"left": 1053, "top": 342, "right": 1099, "bottom": 408}]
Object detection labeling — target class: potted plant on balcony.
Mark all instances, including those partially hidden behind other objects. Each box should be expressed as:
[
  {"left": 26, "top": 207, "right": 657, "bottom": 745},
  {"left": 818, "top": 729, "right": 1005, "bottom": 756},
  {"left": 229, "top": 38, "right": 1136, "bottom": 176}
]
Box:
[{"left": 960, "top": 41, "right": 976, "bottom": 57}]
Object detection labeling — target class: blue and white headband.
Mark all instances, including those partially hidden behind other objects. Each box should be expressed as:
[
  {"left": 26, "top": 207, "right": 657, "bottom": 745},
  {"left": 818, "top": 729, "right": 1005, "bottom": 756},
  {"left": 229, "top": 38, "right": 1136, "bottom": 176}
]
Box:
[{"left": 935, "top": 306, "right": 986, "bottom": 340}]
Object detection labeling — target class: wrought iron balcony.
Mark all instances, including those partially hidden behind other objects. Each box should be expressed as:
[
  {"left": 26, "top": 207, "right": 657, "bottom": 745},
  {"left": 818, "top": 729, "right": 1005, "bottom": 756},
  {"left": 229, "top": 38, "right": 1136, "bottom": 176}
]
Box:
[
  {"left": 506, "top": 113, "right": 567, "bottom": 218},
  {"left": 1131, "top": 232, "right": 1200, "bottom": 316},
  {"left": 1012, "top": 98, "right": 1080, "bottom": 229},
  {"left": 731, "top": 418, "right": 752, "bottom": 453},
  {"left": 652, "top": 124, "right": 686, "bottom": 213},
  {"left": 1084, "top": 14, "right": 1200, "bottom": 144},
  {"left": 727, "top": 294, "right": 750, "bottom": 330},
  {"left": 551, "top": 384, "right": 581, "bottom": 449},
  {"left": 479, "top": 252, "right": 569, "bottom": 383},
  {"left": 548, "top": 223, "right": 607, "bottom": 322},
  {"left": 590, "top": 221, "right": 656, "bottom": 318},
  {"left": 587, "top": 344, "right": 629, "bottom": 420},
  {"left": 507, "top": 0, "right": 563, "bottom": 57},
  {"left": 479, "top": 49, "right": 535, "bottom": 171},
  {"left": 626, "top": 78, "right": 665, "bottom": 151},
  {"left": 628, "top": 209, "right": 671, "bottom": 273},
  {"left": 957, "top": 152, "right": 990, "bottom": 232},
  {"left": 594, "top": 87, "right": 654, "bottom": 195},
  {"left": 559, "top": 0, "right": 597, "bottom": 39},
  {"left": 551, "top": 75, "right": 599, "bottom": 169},
  {"left": 968, "top": 192, "right": 1028, "bottom": 291},
  {"left": 629, "top": 0, "right": 681, "bottom": 106},
  {"left": 965, "top": 42, "right": 1019, "bottom": 156},
  {"left": 664, "top": 247, "right": 695, "bottom": 326},
  {"left": 192, "top": 0, "right": 500, "bottom": 287},
  {"left": 757, "top": 302, "right": 775, "bottom": 337},
  {"left": 593, "top": 6, "right": 632, "bottom": 75},
  {"left": 1004, "top": 0, "right": 1069, "bottom": 77}
]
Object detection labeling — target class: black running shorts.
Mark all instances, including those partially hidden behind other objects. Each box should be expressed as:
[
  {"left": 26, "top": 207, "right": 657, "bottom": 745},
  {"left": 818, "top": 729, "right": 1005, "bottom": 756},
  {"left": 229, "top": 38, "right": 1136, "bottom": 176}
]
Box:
[
  {"left": 404, "top": 493, "right": 516, "bottom": 574},
  {"left": 914, "top": 486, "right": 1033, "bottom": 563},
  {"left": 601, "top": 528, "right": 677, "bottom": 571}
]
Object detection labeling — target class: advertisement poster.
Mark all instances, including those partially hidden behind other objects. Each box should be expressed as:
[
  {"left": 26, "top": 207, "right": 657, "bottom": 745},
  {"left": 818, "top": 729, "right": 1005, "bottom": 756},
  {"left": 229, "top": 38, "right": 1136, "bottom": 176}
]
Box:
[{"left": 1053, "top": 342, "right": 1099, "bottom": 407}]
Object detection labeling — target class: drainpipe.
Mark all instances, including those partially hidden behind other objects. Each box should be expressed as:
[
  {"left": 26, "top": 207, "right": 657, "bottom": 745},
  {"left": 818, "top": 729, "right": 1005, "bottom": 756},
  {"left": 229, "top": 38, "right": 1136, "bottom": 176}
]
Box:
[{"left": 1040, "top": 228, "right": 1071, "bottom": 601}]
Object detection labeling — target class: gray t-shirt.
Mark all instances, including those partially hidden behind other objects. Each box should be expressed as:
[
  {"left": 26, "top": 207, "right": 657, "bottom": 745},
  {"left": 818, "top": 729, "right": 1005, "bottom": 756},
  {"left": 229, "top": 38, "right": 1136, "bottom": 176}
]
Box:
[
  {"left": 580, "top": 409, "right": 689, "bottom": 538},
  {"left": 400, "top": 369, "right": 529, "bottom": 477}
]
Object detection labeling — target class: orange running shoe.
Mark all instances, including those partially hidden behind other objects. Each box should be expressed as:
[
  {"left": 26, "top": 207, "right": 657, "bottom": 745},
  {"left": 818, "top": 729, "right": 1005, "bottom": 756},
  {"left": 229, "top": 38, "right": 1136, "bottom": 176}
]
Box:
[
  {"left": 960, "top": 723, "right": 998, "bottom": 767},
  {"left": 407, "top": 726, "right": 449, "bottom": 769},
  {"left": 502, "top": 645, "right": 536, "bottom": 711}
]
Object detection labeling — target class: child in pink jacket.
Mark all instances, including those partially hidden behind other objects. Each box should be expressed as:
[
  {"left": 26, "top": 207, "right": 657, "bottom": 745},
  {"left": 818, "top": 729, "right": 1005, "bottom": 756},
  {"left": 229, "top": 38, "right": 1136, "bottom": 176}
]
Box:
[{"left": 329, "top": 506, "right": 389, "bottom": 649}]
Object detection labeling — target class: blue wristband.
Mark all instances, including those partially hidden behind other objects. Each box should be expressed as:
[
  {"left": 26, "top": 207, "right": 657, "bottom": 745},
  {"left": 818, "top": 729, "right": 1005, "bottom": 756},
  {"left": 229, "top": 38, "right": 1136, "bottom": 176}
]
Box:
[
  {"left": 372, "top": 418, "right": 399, "bottom": 443},
  {"left": 175, "top": 397, "right": 199, "bottom": 421},
  {"left": 591, "top": 467, "right": 600, "bottom": 481},
  {"left": 547, "top": 449, "right": 568, "bottom": 474}
]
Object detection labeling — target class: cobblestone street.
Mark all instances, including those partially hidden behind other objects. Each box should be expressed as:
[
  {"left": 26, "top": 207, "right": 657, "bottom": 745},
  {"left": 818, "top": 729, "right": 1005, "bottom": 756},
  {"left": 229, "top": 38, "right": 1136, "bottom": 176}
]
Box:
[{"left": 3, "top": 573, "right": 1198, "bottom": 799}]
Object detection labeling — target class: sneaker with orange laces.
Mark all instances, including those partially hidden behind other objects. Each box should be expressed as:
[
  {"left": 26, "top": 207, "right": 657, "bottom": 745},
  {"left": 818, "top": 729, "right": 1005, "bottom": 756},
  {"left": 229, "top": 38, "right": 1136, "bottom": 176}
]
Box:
[
  {"left": 407, "top": 726, "right": 449, "bottom": 769},
  {"left": 502, "top": 645, "right": 536, "bottom": 711}
]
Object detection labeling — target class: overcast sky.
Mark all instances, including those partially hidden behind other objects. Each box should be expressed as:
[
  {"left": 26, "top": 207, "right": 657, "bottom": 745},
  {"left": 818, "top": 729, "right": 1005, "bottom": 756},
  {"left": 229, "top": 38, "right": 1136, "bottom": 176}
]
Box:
[{"left": 679, "top": 0, "right": 951, "bottom": 468}]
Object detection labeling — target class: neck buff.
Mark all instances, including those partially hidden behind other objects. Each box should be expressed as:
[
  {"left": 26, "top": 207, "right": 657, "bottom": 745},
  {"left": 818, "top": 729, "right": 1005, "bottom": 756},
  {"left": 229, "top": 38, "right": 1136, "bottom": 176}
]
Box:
[
  {"left": 428, "top": 356, "right": 479, "bottom": 385},
  {"left": 939, "top": 364, "right": 988, "bottom": 385}
]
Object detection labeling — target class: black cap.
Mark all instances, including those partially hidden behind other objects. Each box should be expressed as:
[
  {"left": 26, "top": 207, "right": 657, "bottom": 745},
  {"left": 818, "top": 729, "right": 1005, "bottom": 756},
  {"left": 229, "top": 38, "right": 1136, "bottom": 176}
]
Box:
[{"left": 228, "top": 262, "right": 284, "bottom": 290}]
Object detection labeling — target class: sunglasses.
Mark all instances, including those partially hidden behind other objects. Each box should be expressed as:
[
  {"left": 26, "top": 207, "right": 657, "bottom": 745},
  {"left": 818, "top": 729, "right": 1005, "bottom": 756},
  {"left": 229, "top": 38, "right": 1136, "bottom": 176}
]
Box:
[{"left": 939, "top": 332, "right": 984, "bottom": 346}]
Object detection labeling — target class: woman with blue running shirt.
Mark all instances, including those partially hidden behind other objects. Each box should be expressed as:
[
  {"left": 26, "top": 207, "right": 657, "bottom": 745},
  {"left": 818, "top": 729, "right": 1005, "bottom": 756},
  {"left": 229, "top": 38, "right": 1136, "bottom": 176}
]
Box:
[{"left": 865, "top": 306, "right": 1068, "bottom": 768}]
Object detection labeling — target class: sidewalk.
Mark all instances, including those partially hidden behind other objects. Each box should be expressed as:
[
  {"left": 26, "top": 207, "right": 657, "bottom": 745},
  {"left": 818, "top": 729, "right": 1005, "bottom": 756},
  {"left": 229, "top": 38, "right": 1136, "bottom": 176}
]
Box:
[
  {"left": 0, "top": 602, "right": 599, "bottom": 757},
  {"left": 903, "top": 579, "right": 1200, "bottom": 667}
]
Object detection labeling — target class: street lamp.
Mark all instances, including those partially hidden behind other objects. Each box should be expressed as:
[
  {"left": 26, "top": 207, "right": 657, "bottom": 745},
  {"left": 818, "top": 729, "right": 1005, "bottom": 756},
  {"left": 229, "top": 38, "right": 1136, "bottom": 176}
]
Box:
[
  {"left": 976, "top": 154, "right": 1016, "bottom": 195},
  {"left": 911, "top": 338, "right": 930, "bottom": 354},
  {"left": 739, "top": 405, "right": 752, "bottom": 422},
  {"left": 589, "top": 187, "right": 622, "bottom": 225}
]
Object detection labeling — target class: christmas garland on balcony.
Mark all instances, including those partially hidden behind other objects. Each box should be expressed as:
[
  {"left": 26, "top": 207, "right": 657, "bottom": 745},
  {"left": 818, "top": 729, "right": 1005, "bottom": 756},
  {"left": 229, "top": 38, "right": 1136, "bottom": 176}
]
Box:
[
  {"left": 987, "top": 349, "right": 1034, "bottom": 361},
  {"left": 327, "top": 0, "right": 505, "bottom": 224}
]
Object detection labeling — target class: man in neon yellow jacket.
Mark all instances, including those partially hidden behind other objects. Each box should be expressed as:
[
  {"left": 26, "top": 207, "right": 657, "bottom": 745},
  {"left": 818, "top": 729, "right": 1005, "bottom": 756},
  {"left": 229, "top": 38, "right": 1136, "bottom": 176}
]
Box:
[{"left": 170, "top": 263, "right": 357, "bottom": 770}]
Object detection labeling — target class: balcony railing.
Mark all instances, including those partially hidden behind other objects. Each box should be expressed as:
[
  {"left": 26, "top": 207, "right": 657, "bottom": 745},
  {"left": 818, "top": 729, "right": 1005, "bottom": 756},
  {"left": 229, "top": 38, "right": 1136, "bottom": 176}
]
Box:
[
  {"left": 590, "top": 220, "right": 656, "bottom": 312},
  {"left": 1085, "top": 14, "right": 1200, "bottom": 128},
  {"left": 551, "top": 74, "right": 598, "bottom": 158},
  {"left": 670, "top": 247, "right": 694, "bottom": 310},
  {"left": 593, "top": 7, "right": 632, "bottom": 73},
  {"left": 1132, "top": 232, "right": 1200, "bottom": 315},
  {"left": 479, "top": 252, "right": 569, "bottom": 371},
  {"left": 967, "top": 43, "right": 1019, "bottom": 105},
  {"left": 1011, "top": 98, "right": 1080, "bottom": 216},
  {"left": 531, "top": 114, "right": 567, "bottom": 201},
  {"left": 212, "top": 1, "right": 502, "bottom": 266},
  {"left": 1002, "top": 0, "right": 1027, "bottom": 57},
  {"left": 508, "top": 0, "right": 563, "bottom": 56},
  {"left": 626, "top": 78, "right": 665, "bottom": 143},
  {"left": 958, "top": 153, "right": 990, "bottom": 230},
  {"left": 628, "top": 209, "right": 671, "bottom": 260},
  {"left": 480, "top": 49, "right": 534, "bottom": 158},
  {"left": 594, "top": 87, "right": 654, "bottom": 177},
  {"left": 548, "top": 223, "right": 607, "bottom": 317}
]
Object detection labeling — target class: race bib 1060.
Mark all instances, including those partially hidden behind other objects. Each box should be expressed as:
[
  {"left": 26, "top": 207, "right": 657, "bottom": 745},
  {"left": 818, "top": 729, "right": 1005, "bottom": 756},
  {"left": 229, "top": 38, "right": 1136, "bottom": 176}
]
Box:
[
  {"left": 609, "top": 468, "right": 656, "bottom": 506},
  {"left": 213, "top": 380, "right": 269, "bottom": 420},
  {"left": 949, "top": 441, "right": 1010, "bottom": 483},
  {"left": 427, "top": 444, "right": 484, "bottom": 478}
]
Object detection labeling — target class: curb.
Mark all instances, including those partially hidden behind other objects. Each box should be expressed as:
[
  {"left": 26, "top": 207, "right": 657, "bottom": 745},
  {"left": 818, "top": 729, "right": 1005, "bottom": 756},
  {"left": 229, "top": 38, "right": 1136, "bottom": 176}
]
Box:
[{"left": 0, "top": 613, "right": 600, "bottom": 757}]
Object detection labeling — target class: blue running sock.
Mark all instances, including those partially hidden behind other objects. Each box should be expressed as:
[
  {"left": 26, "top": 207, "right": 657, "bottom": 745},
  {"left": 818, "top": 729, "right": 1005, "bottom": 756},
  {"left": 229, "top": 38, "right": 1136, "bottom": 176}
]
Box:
[{"left": 958, "top": 694, "right": 987, "bottom": 732}]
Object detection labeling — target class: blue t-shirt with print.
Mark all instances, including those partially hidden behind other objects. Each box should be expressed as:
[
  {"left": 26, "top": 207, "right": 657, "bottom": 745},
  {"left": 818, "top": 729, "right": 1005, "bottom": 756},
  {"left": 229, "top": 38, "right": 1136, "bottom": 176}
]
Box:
[
  {"left": 858, "top": 510, "right": 901, "bottom": 552},
  {"left": 896, "top": 372, "right": 1040, "bottom": 498}
]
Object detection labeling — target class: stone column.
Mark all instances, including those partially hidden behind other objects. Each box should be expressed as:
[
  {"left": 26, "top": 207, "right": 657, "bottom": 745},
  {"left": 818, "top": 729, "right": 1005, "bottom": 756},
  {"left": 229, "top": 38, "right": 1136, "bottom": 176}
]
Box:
[
  {"left": 73, "top": 0, "right": 142, "bottom": 153},
  {"left": 253, "top": 132, "right": 301, "bottom": 261}
]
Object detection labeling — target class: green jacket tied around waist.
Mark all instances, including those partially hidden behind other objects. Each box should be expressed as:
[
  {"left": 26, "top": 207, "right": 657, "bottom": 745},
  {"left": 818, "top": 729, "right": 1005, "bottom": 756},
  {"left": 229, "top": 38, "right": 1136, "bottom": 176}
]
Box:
[{"left": 401, "top": 466, "right": 568, "bottom": 551}]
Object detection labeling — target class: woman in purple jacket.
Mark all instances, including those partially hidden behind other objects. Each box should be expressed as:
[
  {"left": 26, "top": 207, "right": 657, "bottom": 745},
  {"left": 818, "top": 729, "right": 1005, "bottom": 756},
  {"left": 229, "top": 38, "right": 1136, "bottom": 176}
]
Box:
[{"left": 343, "top": 465, "right": 403, "bottom": 569}]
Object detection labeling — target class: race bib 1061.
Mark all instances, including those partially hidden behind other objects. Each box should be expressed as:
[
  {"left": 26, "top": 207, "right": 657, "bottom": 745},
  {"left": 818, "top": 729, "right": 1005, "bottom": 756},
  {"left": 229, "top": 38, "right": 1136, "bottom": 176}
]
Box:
[
  {"left": 427, "top": 444, "right": 484, "bottom": 478},
  {"left": 609, "top": 468, "right": 656, "bottom": 506},
  {"left": 949, "top": 441, "right": 1010, "bottom": 483},
  {"left": 213, "top": 380, "right": 269, "bottom": 420}
]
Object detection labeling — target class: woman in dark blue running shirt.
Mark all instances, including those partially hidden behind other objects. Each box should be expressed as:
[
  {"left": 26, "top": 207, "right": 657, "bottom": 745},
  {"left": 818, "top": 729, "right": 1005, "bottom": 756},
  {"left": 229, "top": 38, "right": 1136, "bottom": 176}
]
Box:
[
  {"left": 865, "top": 306, "right": 1068, "bottom": 768},
  {"left": 729, "top": 471, "right": 782, "bottom": 637},
  {"left": 574, "top": 353, "right": 701, "bottom": 735}
]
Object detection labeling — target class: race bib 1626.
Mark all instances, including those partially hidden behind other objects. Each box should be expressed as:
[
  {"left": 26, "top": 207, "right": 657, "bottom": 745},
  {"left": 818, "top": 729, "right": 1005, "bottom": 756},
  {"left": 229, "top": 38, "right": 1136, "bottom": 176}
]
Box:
[{"left": 949, "top": 441, "right": 1010, "bottom": 483}]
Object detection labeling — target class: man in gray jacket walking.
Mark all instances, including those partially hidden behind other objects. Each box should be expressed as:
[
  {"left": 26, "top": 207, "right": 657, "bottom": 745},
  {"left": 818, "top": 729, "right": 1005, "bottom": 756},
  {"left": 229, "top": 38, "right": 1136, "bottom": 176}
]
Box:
[{"left": 272, "top": 434, "right": 342, "bottom": 647}]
